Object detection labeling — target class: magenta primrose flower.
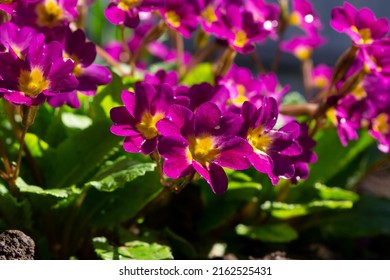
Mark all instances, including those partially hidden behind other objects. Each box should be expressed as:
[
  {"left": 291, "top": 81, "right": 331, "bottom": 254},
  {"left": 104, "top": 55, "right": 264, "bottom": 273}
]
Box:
[
  {"left": 245, "top": 0, "right": 280, "bottom": 38},
  {"left": 157, "top": 102, "right": 252, "bottom": 194},
  {"left": 0, "top": 33, "right": 78, "bottom": 106},
  {"left": 10, "top": 0, "right": 78, "bottom": 42},
  {"left": 0, "top": 22, "right": 37, "bottom": 59},
  {"left": 240, "top": 98, "right": 305, "bottom": 185},
  {"left": 218, "top": 64, "right": 289, "bottom": 109},
  {"left": 289, "top": 0, "right": 322, "bottom": 34},
  {"left": 281, "top": 34, "right": 325, "bottom": 61},
  {"left": 48, "top": 28, "right": 112, "bottom": 108},
  {"left": 311, "top": 64, "right": 333, "bottom": 89},
  {"left": 218, "top": 64, "right": 262, "bottom": 108},
  {"left": 160, "top": 0, "right": 199, "bottom": 38},
  {"left": 0, "top": 0, "right": 38, "bottom": 14},
  {"left": 28, "top": 0, "right": 78, "bottom": 28},
  {"left": 330, "top": 1, "right": 389, "bottom": 46},
  {"left": 184, "top": 82, "right": 229, "bottom": 113},
  {"left": 110, "top": 82, "right": 187, "bottom": 155},
  {"left": 217, "top": 4, "right": 268, "bottom": 54},
  {"left": 144, "top": 69, "right": 178, "bottom": 88},
  {"left": 370, "top": 113, "right": 390, "bottom": 153},
  {"left": 360, "top": 39, "right": 390, "bottom": 79},
  {"left": 105, "top": 0, "right": 164, "bottom": 28}
]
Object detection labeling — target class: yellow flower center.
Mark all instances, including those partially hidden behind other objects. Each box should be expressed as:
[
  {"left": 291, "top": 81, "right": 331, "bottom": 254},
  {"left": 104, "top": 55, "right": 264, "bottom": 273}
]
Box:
[
  {"left": 18, "top": 68, "right": 50, "bottom": 97},
  {"left": 326, "top": 107, "right": 338, "bottom": 125},
  {"left": 351, "top": 83, "right": 367, "bottom": 100},
  {"left": 351, "top": 26, "right": 373, "bottom": 45},
  {"left": 373, "top": 113, "right": 389, "bottom": 135},
  {"left": 118, "top": 0, "right": 140, "bottom": 10},
  {"left": 1, "top": 0, "right": 14, "bottom": 4},
  {"left": 295, "top": 46, "right": 312, "bottom": 61},
  {"left": 64, "top": 53, "right": 83, "bottom": 77},
  {"left": 202, "top": 5, "right": 217, "bottom": 25},
  {"left": 313, "top": 76, "right": 328, "bottom": 88},
  {"left": 36, "top": 0, "right": 63, "bottom": 28},
  {"left": 247, "top": 126, "right": 272, "bottom": 153},
  {"left": 233, "top": 30, "right": 248, "bottom": 48},
  {"left": 188, "top": 136, "right": 219, "bottom": 166},
  {"left": 289, "top": 11, "right": 301, "bottom": 25},
  {"left": 229, "top": 84, "right": 248, "bottom": 106},
  {"left": 136, "top": 112, "right": 164, "bottom": 139},
  {"left": 364, "top": 56, "right": 382, "bottom": 74},
  {"left": 165, "top": 10, "right": 181, "bottom": 28}
]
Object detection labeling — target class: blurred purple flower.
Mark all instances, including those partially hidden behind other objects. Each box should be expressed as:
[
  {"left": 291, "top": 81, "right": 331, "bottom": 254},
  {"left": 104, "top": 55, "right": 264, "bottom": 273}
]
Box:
[
  {"left": 281, "top": 34, "right": 325, "bottom": 60},
  {"left": 330, "top": 1, "right": 389, "bottom": 46},
  {"left": 105, "top": 0, "right": 164, "bottom": 28}
]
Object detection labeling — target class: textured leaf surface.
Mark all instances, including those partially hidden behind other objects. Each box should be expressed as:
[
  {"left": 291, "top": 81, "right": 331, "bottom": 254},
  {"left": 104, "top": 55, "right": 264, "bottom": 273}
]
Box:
[
  {"left": 236, "top": 223, "right": 298, "bottom": 243},
  {"left": 93, "top": 237, "right": 173, "bottom": 260}
]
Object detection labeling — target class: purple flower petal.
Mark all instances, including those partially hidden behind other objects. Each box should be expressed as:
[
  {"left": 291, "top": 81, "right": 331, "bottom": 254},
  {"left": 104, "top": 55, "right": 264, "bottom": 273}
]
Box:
[
  {"left": 195, "top": 102, "right": 221, "bottom": 136},
  {"left": 209, "top": 163, "right": 228, "bottom": 195},
  {"left": 248, "top": 152, "right": 273, "bottom": 174},
  {"left": 192, "top": 160, "right": 228, "bottom": 195},
  {"left": 213, "top": 137, "right": 251, "bottom": 170},
  {"left": 158, "top": 136, "right": 194, "bottom": 178},
  {"left": 47, "top": 91, "right": 81, "bottom": 108},
  {"left": 156, "top": 104, "right": 193, "bottom": 138},
  {"left": 134, "top": 82, "right": 156, "bottom": 120},
  {"left": 104, "top": 3, "right": 126, "bottom": 25},
  {"left": 141, "top": 137, "right": 158, "bottom": 155},
  {"left": 77, "top": 64, "right": 112, "bottom": 92},
  {"left": 150, "top": 83, "right": 175, "bottom": 115},
  {"left": 123, "top": 134, "right": 144, "bottom": 153}
]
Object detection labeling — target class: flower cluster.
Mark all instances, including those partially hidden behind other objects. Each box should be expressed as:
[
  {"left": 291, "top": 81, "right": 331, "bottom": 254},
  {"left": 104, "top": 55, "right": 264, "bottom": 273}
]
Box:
[
  {"left": 110, "top": 69, "right": 317, "bottom": 194},
  {"left": 0, "top": 1, "right": 112, "bottom": 108},
  {"left": 103, "top": 0, "right": 284, "bottom": 54},
  {"left": 326, "top": 2, "right": 390, "bottom": 153},
  {"left": 280, "top": 0, "right": 325, "bottom": 61}
]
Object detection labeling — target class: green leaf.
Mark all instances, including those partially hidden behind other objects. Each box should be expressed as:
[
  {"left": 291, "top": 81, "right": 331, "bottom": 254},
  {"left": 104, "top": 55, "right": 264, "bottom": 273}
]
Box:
[
  {"left": 87, "top": 158, "right": 156, "bottom": 192},
  {"left": 301, "top": 130, "right": 374, "bottom": 187},
  {"left": 16, "top": 178, "right": 69, "bottom": 198},
  {"left": 265, "top": 201, "right": 354, "bottom": 219},
  {"left": 181, "top": 63, "right": 214, "bottom": 86},
  {"left": 24, "top": 133, "right": 49, "bottom": 158},
  {"left": 315, "top": 183, "right": 359, "bottom": 202},
  {"left": 265, "top": 184, "right": 358, "bottom": 219},
  {"left": 61, "top": 113, "right": 92, "bottom": 130},
  {"left": 263, "top": 202, "right": 308, "bottom": 219},
  {"left": 43, "top": 119, "right": 120, "bottom": 188},
  {"left": 319, "top": 195, "right": 390, "bottom": 238},
  {"left": 236, "top": 223, "right": 298, "bottom": 243},
  {"left": 0, "top": 183, "right": 32, "bottom": 229},
  {"left": 93, "top": 237, "right": 173, "bottom": 260},
  {"left": 82, "top": 169, "right": 163, "bottom": 227}
]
